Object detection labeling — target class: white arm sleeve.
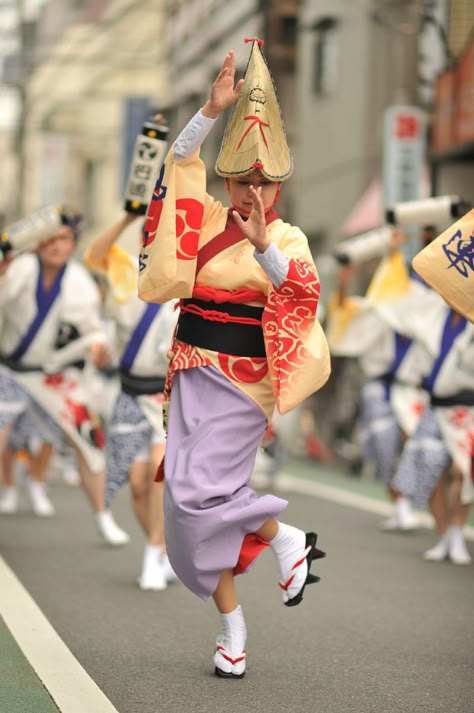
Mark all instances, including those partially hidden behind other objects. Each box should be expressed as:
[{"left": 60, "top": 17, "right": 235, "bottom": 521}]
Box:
[
  {"left": 173, "top": 109, "right": 217, "bottom": 162},
  {"left": 253, "top": 242, "right": 289, "bottom": 288}
]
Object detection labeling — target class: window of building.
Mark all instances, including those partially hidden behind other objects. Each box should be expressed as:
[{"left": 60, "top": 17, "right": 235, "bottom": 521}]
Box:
[{"left": 313, "top": 17, "right": 340, "bottom": 97}]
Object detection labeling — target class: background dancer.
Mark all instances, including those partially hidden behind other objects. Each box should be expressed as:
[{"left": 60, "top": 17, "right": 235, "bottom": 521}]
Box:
[
  {"left": 138, "top": 42, "right": 331, "bottom": 678},
  {"left": 85, "top": 212, "right": 178, "bottom": 590},
  {"left": 327, "top": 230, "right": 431, "bottom": 531},
  {"left": 388, "top": 297, "right": 474, "bottom": 565},
  {"left": 0, "top": 210, "right": 129, "bottom": 545}
]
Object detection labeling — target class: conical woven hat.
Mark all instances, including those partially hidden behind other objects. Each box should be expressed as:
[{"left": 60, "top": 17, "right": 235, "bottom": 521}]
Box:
[{"left": 215, "top": 39, "right": 293, "bottom": 181}]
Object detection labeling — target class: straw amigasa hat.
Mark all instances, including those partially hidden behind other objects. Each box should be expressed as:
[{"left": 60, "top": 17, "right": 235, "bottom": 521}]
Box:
[{"left": 215, "top": 38, "right": 293, "bottom": 182}]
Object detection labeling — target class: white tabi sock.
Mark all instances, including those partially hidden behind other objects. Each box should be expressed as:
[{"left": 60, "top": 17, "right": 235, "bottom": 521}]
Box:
[
  {"left": 269, "top": 522, "right": 307, "bottom": 602},
  {"left": 219, "top": 605, "right": 247, "bottom": 657},
  {"left": 143, "top": 544, "right": 161, "bottom": 567},
  {"left": 29, "top": 481, "right": 55, "bottom": 517},
  {"left": 448, "top": 525, "right": 472, "bottom": 565},
  {"left": 0, "top": 486, "right": 18, "bottom": 514},
  {"left": 394, "top": 496, "right": 418, "bottom": 529},
  {"left": 138, "top": 544, "right": 166, "bottom": 590},
  {"left": 96, "top": 510, "right": 130, "bottom": 546}
]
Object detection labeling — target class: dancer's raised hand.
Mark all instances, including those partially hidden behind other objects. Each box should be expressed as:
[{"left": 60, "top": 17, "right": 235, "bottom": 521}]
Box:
[{"left": 202, "top": 51, "right": 244, "bottom": 119}]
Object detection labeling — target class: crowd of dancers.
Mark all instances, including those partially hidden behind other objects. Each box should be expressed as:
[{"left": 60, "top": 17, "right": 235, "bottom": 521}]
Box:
[
  {"left": 326, "top": 225, "right": 473, "bottom": 566},
  {"left": 0, "top": 210, "right": 178, "bottom": 590}
]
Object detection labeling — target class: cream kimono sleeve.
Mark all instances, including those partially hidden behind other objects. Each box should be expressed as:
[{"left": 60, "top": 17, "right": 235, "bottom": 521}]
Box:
[
  {"left": 262, "top": 221, "right": 331, "bottom": 413},
  {"left": 138, "top": 147, "right": 226, "bottom": 303}
]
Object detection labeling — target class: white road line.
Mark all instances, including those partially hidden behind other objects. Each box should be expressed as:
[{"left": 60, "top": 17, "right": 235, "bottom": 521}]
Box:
[
  {"left": 0, "top": 556, "right": 120, "bottom": 713},
  {"left": 277, "top": 473, "right": 474, "bottom": 541}
]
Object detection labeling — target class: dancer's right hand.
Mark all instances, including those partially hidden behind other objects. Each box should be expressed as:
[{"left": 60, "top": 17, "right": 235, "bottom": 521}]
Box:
[{"left": 202, "top": 51, "right": 244, "bottom": 119}]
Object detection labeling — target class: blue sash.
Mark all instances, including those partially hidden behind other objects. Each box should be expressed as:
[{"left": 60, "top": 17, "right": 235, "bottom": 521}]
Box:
[
  {"left": 120, "top": 302, "right": 161, "bottom": 371},
  {"left": 10, "top": 257, "right": 67, "bottom": 361},
  {"left": 389, "top": 332, "right": 412, "bottom": 378},
  {"left": 380, "top": 332, "right": 413, "bottom": 400},
  {"left": 423, "top": 310, "right": 467, "bottom": 392}
]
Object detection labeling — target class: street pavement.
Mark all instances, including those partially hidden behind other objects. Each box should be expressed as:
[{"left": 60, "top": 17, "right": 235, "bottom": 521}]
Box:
[{"left": 0, "top": 459, "right": 473, "bottom": 713}]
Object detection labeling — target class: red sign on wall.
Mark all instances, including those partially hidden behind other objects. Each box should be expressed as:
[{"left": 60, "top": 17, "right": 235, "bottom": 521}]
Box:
[{"left": 395, "top": 114, "right": 420, "bottom": 140}]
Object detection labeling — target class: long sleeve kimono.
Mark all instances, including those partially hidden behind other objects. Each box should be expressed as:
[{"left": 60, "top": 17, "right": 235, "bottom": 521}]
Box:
[
  {"left": 138, "top": 146, "right": 330, "bottom": 423},
  {"left": 136, "top": 120, "right": 330, "bottom": 600}
]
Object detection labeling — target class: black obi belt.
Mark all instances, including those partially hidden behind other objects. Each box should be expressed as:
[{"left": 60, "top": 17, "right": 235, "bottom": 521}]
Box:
[
  {"left": 430, "top": 391, "right": 474, "bottom": 407},
  {"left": 119, "top": 370, "right": 166, "bottom": 397},
  {"left": 176, "top": 298, "right": 266, "bottom": 358}
]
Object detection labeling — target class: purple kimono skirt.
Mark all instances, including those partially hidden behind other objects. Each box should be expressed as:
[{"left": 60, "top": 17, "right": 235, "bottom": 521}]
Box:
[{"left": 164, "top": 365, "right": 288, "bottom": 600}]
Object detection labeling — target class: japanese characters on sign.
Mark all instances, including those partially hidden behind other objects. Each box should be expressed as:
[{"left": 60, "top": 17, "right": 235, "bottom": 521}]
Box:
[
  {"left": 442, "top": 226, "right": 474, "bottom": 279},
  {"left": 124, "top": 121, "right": 169, "bottom": 215}
]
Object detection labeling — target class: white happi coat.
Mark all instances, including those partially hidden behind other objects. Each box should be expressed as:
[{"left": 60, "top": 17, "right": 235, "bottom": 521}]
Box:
[
  {"left": 377, "top": 288, "right": 474, "bottom": 504},
  {"left": 107, "top": 292, "right": 177, "bottom": 380},
  {"left": 0, "top": 253, "right": 108, "bottom": 472},
  {"left": 328, "top": 285, "right": 428, "bottom": 437},
  {"left": 105, "top": 287, "right": 179, "bottom": 434}
]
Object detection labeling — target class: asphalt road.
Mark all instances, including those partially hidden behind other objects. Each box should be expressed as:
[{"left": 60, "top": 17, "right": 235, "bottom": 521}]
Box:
[{"left": 0, "top": 473, "right": 473, "bottom": 713}]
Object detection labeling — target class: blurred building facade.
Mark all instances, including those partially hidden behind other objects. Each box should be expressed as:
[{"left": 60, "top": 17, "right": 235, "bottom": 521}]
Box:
[
  {"left": 0, "top": 0, "right": 472, "bottom": 255},
  {"left": 296, "top": 1, "right": 470, "bottom": 252},
  {"left": 431, "top": 1, "right": 474, "bottom": 200},
  {"left": 1, "top": 0, "right": 169, "bottom": 241}
]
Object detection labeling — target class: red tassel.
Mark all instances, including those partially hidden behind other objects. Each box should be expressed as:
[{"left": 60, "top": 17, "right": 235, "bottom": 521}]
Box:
[
  {"left": 244, "top": 37, "right": 264, "bottom": 46},
  {"left": 155, "top": 457, "right": 165, "bottom": 482}
]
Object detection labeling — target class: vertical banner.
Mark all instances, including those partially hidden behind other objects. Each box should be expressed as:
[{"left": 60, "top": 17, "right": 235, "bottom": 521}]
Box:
[
  {"left": 121, "top": 98, "right": 151, "bottom": 197},
  {"left": 383, "top": 105, "right": 426, "bottom": 260},
  {"left": 124, "top": 120, "right": 169, "bottom": 215}
]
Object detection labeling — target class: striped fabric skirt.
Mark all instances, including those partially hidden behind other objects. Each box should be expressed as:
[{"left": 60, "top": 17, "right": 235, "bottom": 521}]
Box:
[
  {"left": 105, "top": 391, "right": 166, "bottom": 507},
  {"left": 360, "top": 379, "right": 403, "bottom": 485},
  {"left": 392, "top": 407, "right": 451, "bottom": 508}
]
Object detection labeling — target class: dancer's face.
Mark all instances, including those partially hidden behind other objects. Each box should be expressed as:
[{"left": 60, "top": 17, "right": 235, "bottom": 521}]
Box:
[
  {"left": 225, "top": 170, "right": 281, "bottom": 216},
  {"left": 38, "top": 226, "right": 76, "bottom": 268}
]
